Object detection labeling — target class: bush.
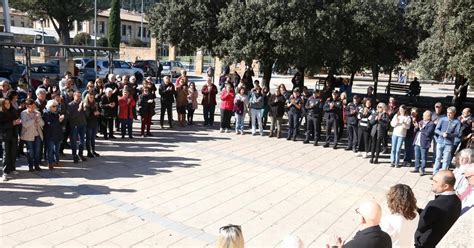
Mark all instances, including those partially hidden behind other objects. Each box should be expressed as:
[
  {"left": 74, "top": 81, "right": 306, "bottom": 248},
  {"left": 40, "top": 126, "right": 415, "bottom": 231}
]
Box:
[
  {"left": 97, "top": 37, "right": 108, "bottom": 47},
  {"left": 72, "top": 32, "right": 91, "bottom": 46}
]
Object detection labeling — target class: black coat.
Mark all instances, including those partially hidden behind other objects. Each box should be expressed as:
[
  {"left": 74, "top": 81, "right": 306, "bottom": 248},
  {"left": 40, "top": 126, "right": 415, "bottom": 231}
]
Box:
[
  {"left": 100, "top": 95, "right": 117, "bottom": 118},
  {"left": 138, "top": 93, "right": 155, "bottom": 116},
  {"left": 415, "top": 194, "right": 461, "bottom": 248},
  {"left": 42, "top": 111, "right": 63, "bottom": 142},
  {"left": 159, "top": 83, "right": 175, "bottom": 105},
  {"left": 268, "top": 94, "right": 286, "bottom": 118},
  {"left": 0, "top": 110, "right": 14, "bottom": 141},
  {"left": 370, "top": 112, "right": 390, "bottom": 138},
  {"left": 343, "top": 225, "right": 392, "bottom": 248}
]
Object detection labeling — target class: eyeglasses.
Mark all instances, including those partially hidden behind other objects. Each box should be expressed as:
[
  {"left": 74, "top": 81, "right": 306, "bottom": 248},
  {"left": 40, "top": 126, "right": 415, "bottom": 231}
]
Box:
[
  {"left": 465, "top": 175, "right": 474, "bottom": 180},
  {"left": 219, "top": 224, "right": 241, "bottom": 233}
]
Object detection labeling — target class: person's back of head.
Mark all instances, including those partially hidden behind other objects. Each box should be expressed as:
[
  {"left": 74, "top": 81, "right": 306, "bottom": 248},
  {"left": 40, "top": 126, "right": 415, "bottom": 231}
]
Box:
[
  {"left": 432, "top": 170, "right": 456, "bottom": 194},
  {"left": 357, "top": 201, "right": 382, "bottom": 227},
  {"left": 217, "top": 224, "right": 244, "bottom": 248}
]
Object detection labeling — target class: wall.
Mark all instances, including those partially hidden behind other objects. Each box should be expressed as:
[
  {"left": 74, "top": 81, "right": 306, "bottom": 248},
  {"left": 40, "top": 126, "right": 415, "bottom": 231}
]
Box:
[{"left": 119, "top": 45, "right": 155, "bottom": 62}]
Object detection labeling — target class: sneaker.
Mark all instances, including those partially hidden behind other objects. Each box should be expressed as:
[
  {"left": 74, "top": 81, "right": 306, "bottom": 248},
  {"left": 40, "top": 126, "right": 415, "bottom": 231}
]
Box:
[
  {"left": 356, "top": 152, "right": 362, "bottom": 157},
  {"left": 410, "top": 169, "right": 419, "bottom": 173},
  {"left": 239, "top": 130, "right": 244, "bottom": 135},
  {"left": 225, "top": 129, "right": 230, "bottom": 133},
  {"left": 12, "top": 171, "right": 19, "bottom": 175},
  {"left": 220, "top": 128, "right": 224, "bottom": 133},
  {"left": 2, "top": 174, "right": 8, "bottom": 182},
  {"left": 235, "top": 131, "right": 239, "bottom": 135},
  {"left": 34, "top": 166, "right": 42, "bottom": 171},
  {"left": 362, "top": 153, "right": 368, "bottom": 159}
]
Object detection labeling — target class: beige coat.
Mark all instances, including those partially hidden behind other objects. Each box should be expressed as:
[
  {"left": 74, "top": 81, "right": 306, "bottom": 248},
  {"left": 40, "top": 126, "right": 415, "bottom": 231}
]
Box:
[{"left": 20, "top": 110, "right": 44, "bottom": 141}]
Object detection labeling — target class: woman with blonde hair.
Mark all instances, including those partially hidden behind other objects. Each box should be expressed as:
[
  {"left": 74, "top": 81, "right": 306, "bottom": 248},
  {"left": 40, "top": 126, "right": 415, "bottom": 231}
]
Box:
[
  {"left": 380, "top": 184, "right": 419, "bottom": 248},
  {"left": 217, "top": 224, "right": 244, "bottom": 248},
  {"left": 390, "top": 104, "right": 411, "bottom": 167}
]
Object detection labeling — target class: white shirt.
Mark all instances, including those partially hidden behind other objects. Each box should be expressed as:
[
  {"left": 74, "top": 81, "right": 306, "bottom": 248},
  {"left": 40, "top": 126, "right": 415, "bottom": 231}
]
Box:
[
  {"left": 454, "top": 165, "right": 469, "bottom": 195},
  {"left": 380, "top": 213, "right": 419, "bottom": 248},
  {"left": 390, "top": 114, "right": 412, "bottom": 137}
]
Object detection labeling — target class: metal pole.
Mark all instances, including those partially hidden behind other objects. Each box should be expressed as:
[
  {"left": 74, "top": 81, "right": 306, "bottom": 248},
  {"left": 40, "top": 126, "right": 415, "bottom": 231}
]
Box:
[
  {"left": 2, "top": 0, "right": 11, "bottom": 33},
  {"left": 94, "top": 0, "right": 98, "bottom": 79},
  {"left": 140, "top": 0, "right": 144, "bottom": 42}
]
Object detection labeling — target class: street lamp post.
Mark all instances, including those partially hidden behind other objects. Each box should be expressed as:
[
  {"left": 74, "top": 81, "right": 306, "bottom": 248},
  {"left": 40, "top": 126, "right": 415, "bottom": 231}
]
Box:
[
  {"left": 39, "top": 18, "right": 45, "bottom": 44},
  {"left": 94, "top": 0, "right": 97, "bottom": 79}
]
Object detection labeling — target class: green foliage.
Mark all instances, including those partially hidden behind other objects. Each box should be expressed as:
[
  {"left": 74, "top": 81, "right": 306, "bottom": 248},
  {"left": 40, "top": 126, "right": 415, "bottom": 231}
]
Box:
[
  {"left": 147, "top": 0, "right": 228, "bottom": 55},
  {"left": 72, "top": 32, "right": 91, "bottom": 46},
  {"left": 11, "top": 0, "right": 108, "bottom": 44},
  {"left": 97, "top": 37, "right": 109, "bottom": 47},
  {"left": 411, "top": 0, "right": 473, "bottom": 82},
  {"left": 108, "top": 0, "right": 121, "bottom": 48}
]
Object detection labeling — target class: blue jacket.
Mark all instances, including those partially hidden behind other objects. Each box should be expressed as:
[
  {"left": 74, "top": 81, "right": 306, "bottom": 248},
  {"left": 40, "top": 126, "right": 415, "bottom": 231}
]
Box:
[
  {"left": 435, "top": 117, "right": 461, "bottom": 145},
  {"left": 414, "top": 120, "right": 436, "bottom": 149},
  {"left": 42, "top": 110, "right": 64, "bottom": 142}
]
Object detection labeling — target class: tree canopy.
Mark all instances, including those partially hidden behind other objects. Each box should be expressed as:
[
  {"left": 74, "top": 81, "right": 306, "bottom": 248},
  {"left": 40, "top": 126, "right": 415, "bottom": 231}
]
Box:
[{"left": 11, "top": 0, "right": 109, "bottom": 45}]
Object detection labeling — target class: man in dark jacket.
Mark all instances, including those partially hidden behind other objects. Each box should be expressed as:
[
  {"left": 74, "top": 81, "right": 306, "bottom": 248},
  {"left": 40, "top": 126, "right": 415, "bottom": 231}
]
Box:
[
  {"left": 99, "top": 88, "right": 117, "bottom": 139},
  {"left": 329, "top": 201, "right": 392, "bottom": 248},
  {"left": 159, "top": 76, "right": 175, "bottom": 128},
  {"left": 345, "top": 95, "right": 362, "bottom": 152},
  {"left": 67, "top": 91, "right": 87, "bottom": 163},
  {"left": 201, "top": 77, "right": 218, "bottom": 126},
  {"left": 415, "top": 170, "right": 461, "bottom": 248},
  {"left": 411, "top": 110, "right": 436, "bottom": 176},
  {"left": 323, "top": 90, "right": 342, "bottom": 149},
  {"left": 304, "top": 90, "right": 323, "bottom": 145}
]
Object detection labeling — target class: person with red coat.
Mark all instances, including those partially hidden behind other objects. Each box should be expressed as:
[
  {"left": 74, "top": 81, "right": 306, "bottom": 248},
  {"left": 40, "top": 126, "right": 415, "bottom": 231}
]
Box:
[
  {"left": 220, "top": 82, "right": 235, "bottom": 133},
  {"left": 118, "top": 90, "right": 136, "bottom": 139}
]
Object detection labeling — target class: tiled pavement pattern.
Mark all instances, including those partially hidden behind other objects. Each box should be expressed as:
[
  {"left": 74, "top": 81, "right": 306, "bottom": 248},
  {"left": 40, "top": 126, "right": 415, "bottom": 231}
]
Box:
[
  {"left": 1, "top": 113, "right": 436, "bottom": 247},
  {"left": 0, "top": 75, "right": 446, "bottom": 247}
]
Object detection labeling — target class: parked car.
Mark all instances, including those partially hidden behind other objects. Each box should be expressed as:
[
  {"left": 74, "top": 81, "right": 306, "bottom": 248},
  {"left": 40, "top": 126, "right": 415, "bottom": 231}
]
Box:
[
  {"left": 162, "top": 60, "right": 185, "bottom": 78},
  {"left": 74, "top": 58, "right": 92, "bottom": 69},
  {"left": 29, "top": 63, "right": 61, "bottom": 88},
  {"left": 81, "top": 59, "right": 144, "bottom": 82},
  {"left": 132, "top": 60, "right": 159, "bottom": 77},
  {"left": 46, "top": 59, "right": 60, "bottom": 66}
]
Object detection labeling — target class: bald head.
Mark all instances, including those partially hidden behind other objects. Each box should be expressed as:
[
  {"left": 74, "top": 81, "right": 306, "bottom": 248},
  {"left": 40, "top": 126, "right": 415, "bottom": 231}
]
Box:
[
  {"left": 432, "top": 170, "right": 456, "bottom": 194},
  {"left": 357, "top": 201, "right": 382, "bottom": 226}
]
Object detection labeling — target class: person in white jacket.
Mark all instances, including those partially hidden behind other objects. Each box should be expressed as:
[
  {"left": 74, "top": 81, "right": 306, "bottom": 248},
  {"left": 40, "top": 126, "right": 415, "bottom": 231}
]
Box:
[{"left": 390, "top": 105, "right": 411, "bottom": 167}]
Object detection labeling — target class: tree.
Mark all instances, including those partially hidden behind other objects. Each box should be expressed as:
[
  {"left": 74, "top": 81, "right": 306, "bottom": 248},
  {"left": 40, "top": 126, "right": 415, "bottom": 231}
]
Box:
[
  {"left": 72, "top": 32, "right": 91, "bottom": 46},
  {"left": 218, "top": 1, "right": 291, "bottom": 88},
  {"left": 108, "top": 0, "right": 121, "bottom": 48},
  {"left": 97, "top": 37, "right": 109, "bottom": 47},
  {"left": 11, "top": 0, "right": 108, "bottom": 45},
  {"left": 411, "top": 0, "right": 473, "bottom": 84},
  {"left": 147, "top": 0, "right": 229, "bottom": 55}
]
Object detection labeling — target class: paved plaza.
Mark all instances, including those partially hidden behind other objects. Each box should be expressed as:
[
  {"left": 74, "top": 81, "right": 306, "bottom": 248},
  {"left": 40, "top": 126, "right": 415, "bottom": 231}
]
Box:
[{"left": 0, "top": 76, "right": 460, "bottom": 247}]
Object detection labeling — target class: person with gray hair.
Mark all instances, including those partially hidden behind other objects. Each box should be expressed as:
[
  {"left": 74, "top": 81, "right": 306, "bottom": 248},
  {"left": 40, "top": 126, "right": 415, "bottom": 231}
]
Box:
[
  {"left": 99, "top": 88, "right": 117, "bottom": 139},
  {"left": 217, "top": 224, "right": 244, "bottom": 248},
  {"left": 0, "top": 79, "right": 11, "bottom": 98},
  {"left": 42, "top": 100, "right": 65, "bottom": 169},
  {"left": 35, "top": 88, "right": 48, "bottom": 114},
  {"left": 453, "top": 148, "right": 474, "bottom": 194},
  {"left": 433, "top": 106, "right": 461, "bottom": 176},
  {"left": 411, "top": 110, "right": 436, "bottom": 176}
]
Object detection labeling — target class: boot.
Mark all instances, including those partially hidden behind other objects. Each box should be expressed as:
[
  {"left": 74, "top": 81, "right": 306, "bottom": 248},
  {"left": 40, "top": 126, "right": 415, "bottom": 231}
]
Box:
[
  {"left": 93, "top": 151, "right": 100, "bottom": 157},
  {"left": 48, "top": 163, "right": 54, "bottom": 170}
]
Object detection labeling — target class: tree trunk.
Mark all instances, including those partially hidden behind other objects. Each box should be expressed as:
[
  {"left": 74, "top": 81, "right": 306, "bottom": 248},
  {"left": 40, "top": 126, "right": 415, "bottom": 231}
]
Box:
[
  {"left": 372, "top": 65, "right": 379, "bottom": 95},
  {"left": 387, "top": 69, "right": 392, "bottom": 95},
  {"left": 296, "top": 66, "right": 305, "bottom": 89},
  {"left": 349, "top": 71, "right": 355, "bottom": 86},
  {"left": 262, "top": 59, "right": 273, "bottom": 89}
]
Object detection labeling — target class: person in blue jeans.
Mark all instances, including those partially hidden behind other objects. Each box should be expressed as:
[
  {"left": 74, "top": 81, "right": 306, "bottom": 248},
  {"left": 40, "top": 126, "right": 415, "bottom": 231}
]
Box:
[
  {"left": 390, "top": 105, "right": 411, "bottom": 167},
  {"left": 20, "top": 99, "right": 44, "bottom": 171},
  {"left": 433, "top": 107, "right": 461, "bottom": 177},
  {"left": 233, "top": 87, "right": 248, "bottom": 135},
  {"left": 42, "top": 100, "right": 65, "bottom": 170},
  {"left": 411, "top": 110, "right": 436, "bottom": 176},
  {"left": 67, "top": 91, "right": 88, "bottom": 163}
]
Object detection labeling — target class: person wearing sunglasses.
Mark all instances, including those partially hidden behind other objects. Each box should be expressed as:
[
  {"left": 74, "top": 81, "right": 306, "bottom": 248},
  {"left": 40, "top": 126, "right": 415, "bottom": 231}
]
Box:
[
  {"left": 217, "top": 224, "right": 244, "bottom": 248},
  {"left": 328, "top": 201, "right": 391, "bottom": 248}
]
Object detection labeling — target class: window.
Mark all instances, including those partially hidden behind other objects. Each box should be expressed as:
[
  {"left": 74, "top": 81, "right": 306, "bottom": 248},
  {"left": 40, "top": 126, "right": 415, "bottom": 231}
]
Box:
[
  {"left": 122, "top": 25, "right": 126, "bottom": 36},
  {"left": 137, "top": 27, "right": 141, "bottom": 37},
  {"left": 77, "top": 21, "right": 83, "bottom": 31},
  {"left": 119, "top": 61, "right": 130, "bottom": 68},
  {"left": 100, "top": 21, "right": 105, "bottom": 34},
  {"left": 143, "top": 27, "right": 147, "bottom": 37},
  {"left": 127, "top": 25, "right": 132, "bottom": 36},
  {"left": 11, "top": 20, "right": 15, "bottom": 26},
  {"left": 21, "top": 22, "right": 25, "bottom": 27},
  {"left": 147, "top": 30, "right": 151, "bottom": 38}
]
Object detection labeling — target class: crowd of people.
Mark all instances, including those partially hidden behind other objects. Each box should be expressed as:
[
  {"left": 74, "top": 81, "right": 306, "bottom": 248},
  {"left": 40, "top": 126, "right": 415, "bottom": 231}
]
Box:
[{"left": 1, "top": 69, "right": 474, "bottom": 247}]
